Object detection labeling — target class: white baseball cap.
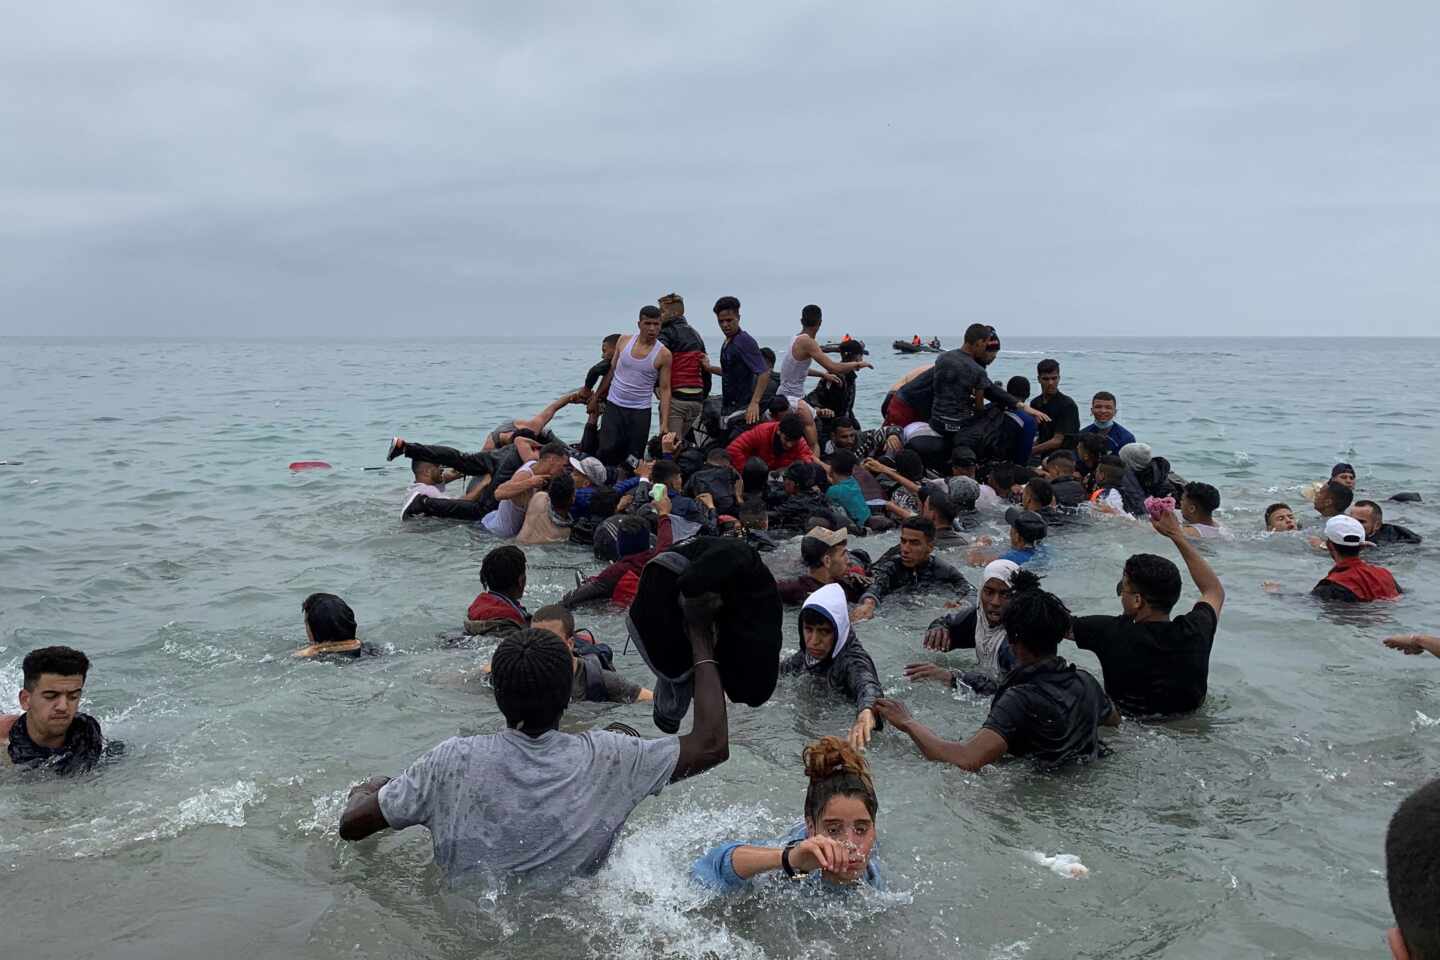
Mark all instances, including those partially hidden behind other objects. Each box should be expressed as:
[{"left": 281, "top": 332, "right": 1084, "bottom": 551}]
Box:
[
  {"left": 569, "top": 456, "right": 607, "bottom": 486},
  {"left": 1324, "top": 514, "right": 1373, "bottom": 547}
]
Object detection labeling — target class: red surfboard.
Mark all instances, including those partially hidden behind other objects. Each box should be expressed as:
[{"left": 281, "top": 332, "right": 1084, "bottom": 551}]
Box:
[{"left": 289, "top": 461, "right": 332, "bottom": 471}]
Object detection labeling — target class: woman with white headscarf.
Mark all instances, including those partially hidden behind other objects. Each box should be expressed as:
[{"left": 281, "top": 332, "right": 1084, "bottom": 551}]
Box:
[{"left": 905, "top": 560, "right": 1041, "bottom": 694}]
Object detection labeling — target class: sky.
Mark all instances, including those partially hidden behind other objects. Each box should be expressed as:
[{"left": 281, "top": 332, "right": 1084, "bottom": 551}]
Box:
[{"left": 2, "top": 2, "right": 1437, "bottom": 337}]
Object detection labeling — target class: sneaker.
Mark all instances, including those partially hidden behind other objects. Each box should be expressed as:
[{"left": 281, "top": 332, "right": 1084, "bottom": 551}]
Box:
[
  {"left": 386, "top": 437, "right": 405, "bottom": 461},
  {"left": 401, "top": 491, "right": 427, "bottom": 519}
]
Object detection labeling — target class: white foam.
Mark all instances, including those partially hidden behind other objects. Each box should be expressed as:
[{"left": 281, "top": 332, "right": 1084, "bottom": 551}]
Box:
[
  {"left": 1027, "top": 851, "right": 1090, "bottom": 879},
  {"left": 1412, "top": 711, "right": 1440, "bottom": 730}
]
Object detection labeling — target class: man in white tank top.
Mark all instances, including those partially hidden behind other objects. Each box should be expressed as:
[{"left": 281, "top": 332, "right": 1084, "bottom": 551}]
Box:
[
  {"left": 779, "top": 304, "right": 873, "bottom": 454},
  {"left": 591, "top": 305, "right": 673, "bottom": 466}
]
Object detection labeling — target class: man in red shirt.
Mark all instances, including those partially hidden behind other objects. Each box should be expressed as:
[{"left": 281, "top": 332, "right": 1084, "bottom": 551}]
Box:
[
  {"left": 1312, "top": 515, "right": 1401, "bottom": 603},
  {"left": 726, "top": 414, "right": 816, "bottom": 473}
]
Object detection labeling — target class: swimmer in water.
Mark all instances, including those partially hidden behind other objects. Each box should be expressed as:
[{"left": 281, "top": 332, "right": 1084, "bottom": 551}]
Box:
[
  {"left": 292, "top": 593, "right": 380, "bottom": 659},
  {"left": 1383, "top": 778, "right": 1440, "bottom": 959},
  {"left": 338, "top": 598, "right": 731, "bottom": 881},
  {"left": 1384, "top": 633, "right": 1440, "bottom": 659},
  {"left": 1, "top": 646, "right": 123, "bottom": 774},
  {"left": 910, "top": 563, "right": 1041, "bottom": 694},
  {"left": 780, "top": 584, "right": 883, "bottom": 751},
  {"left": 1265, "top": 502, "right": 1299, "bottom": 532},
  {"left": 1311, "top": 479, "right": 1354, "bottom": 519},
  {"left": 1329, "top": 462, "right": 1357, "bottom": 490},
  {"left": 876, "top": 583, "right": 1118, "bottom": 771},
  {"left": 1179, "top": 481, "right": 1228, "bottom": 540},
  {"left": 692, "top": 735, "right": 882, "bottom": 891}
]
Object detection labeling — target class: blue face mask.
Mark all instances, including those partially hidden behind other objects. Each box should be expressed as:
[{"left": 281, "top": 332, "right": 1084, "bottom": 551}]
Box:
[{"left": 1092, "top": 419, "right": 1112, "bottom": 430}]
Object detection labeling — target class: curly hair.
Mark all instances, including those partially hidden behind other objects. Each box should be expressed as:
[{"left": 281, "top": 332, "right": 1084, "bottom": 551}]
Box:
[
  {"left": 491, "top": 628, "right": 572, "bottom": 733},
  {"left": 480, "top": 545, "right": 527, "bottom": 595},
  {"left": 803, "top": 736, "right": 878, "bottom": 824}
]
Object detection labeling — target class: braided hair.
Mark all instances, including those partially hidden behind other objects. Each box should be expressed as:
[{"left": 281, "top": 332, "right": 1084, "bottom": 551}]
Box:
[
  {"left": 803, "top": 736, "right": 878, "bottom": 825},
  {"left": 491, "top": 628, "right": 573, "bottom": 733},
  {"left": 1000, "top": 581, "right": 1071, "bottom": 659},
  {"left": 480, "top": 545, "right": 527, "bottom": 596}
]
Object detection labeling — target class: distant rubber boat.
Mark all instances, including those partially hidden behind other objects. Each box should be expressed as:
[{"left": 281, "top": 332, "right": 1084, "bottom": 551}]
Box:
[
  {"left": 820, "top": 339, "right": 868, "bottom": 354},
  {"left": 893, "top": 340, "right": 942, "bottom": 354}
]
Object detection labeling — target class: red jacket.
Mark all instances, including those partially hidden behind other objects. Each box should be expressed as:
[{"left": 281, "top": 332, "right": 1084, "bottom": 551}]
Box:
[
  {"left": 467, "top": 591, "right": 528, "bottom": 624},
  {"left": 726, "top": 421, "right": 814, "bottom": 472},
  {"left": 1317, "top": 557, "right": 1400, "bottom": 602}
]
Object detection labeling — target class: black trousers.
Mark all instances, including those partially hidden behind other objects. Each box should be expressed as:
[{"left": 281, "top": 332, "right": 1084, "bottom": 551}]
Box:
[
  {"left": 402, "top": 442, "right": 495, "bottom": 477},
  {"left": 407, "top": 494, "right": 486, "bottom": 522},
  {"left": 597, "top": 405, "right": 651, "bottom": 466}
]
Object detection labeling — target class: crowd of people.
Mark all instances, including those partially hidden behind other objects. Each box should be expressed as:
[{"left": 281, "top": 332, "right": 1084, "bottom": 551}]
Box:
[{"left": 4, "top": 293, "right": 1434, "bottom": 949}]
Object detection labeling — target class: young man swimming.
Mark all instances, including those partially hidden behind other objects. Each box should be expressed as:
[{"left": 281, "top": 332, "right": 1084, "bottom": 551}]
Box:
[
  {"left": 1, "top": 646, "right": 122, "bottom": 774},
  {"left": 338, "top": 597, "right": 730, "bottom": 881}
]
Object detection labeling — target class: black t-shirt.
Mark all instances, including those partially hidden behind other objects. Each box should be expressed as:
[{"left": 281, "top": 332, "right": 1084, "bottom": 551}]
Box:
[
  {"left": 1032, "top": 391, "right": 1080, "bottom": 446},
  {"left": 1071, "top": 602, "right": 1218, "bottom": 716},
  {"left": 982, "top": 657, "right": 1112, "bottom": 770}
]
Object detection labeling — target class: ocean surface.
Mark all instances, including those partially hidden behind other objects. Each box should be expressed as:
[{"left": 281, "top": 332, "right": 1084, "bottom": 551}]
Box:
[{"left": 2, "top": 335, "right": 1437, "bottom": 960}]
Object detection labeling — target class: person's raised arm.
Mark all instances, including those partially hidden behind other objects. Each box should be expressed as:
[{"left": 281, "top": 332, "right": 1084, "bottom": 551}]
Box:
[
  {"left": 873, "top": 699, "right": 1006, "bottom": 771},
  {"left": 338, "top": 775, "right": 393, "bottom": 841},
  {"left": 656, "top": 348, "right": 673, "bottom": 433},
  {"left": 512, "top": 436, "right": 541, "bottom": 463},
  {"left": 802, "top": 338, "right": 872, "bottom": 377},
  {"left": 673, "top": 593, "right": 730, "bottom": 782},
  {"left": 493, "top": 466, "right": 546, "bottom": 502},
  {"left": 521, "top": 391, "right": 580, "bottom": 434},
  {"left": 1153, "top": 510, "right": 1224, "bottom": 615}
]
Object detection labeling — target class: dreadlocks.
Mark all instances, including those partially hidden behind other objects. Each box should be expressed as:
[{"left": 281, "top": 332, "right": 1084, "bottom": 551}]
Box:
[{"left": 491, "top": 628, "right": 572, "bottom": 734}]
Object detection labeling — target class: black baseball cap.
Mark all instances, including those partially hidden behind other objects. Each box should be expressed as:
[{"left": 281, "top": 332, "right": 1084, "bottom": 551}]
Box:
[{"left": 1005, "top": 506, "right": 1048, "bottom": 543}]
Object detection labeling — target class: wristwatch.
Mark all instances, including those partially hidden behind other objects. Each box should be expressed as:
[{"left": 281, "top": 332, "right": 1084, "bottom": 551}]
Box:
[{"left": 781, "top": 840, "right": 805, "bottom": 878}]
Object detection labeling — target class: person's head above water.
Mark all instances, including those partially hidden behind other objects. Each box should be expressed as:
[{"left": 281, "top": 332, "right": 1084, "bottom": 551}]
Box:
[
  {"left": 829, "top": 449, "right": 858, "bottom": 479},
  {"left": 1386, "top": 777, "right": 1440, "bottom": 960},
  {"left": 1117, "top": 553, "right": 1182, "bottom": 621},
  {"left": 1315, "top": 479, "right": 1354, "bottom": 518},
  {"left": 491, "top": 628, "right": 573, "bottom": 736},
  {"left": 801, "top": 526, "right": 849, "bottom": 581},
  {"left": 713, "top": 295, "right": 742, "bottom": 339},
  {"left": 1042, "top": 451, "right": 1077, "bottom": 481},
  {"left": 1181, "top": 482, "right": 1221, "bottom": 525},
  {"left": 1022, "top": 477, "right": 1056, "bottom": 512},
  {"left": 480, "top": 545, "right": 527, "bottom": 602},
  {"left": 800, "top": 735, "right": 879, "bottom": 885},
  {"left": 1076, "top": 432, "right": 1108, "bottom": 468},
  {"left": 411, "top": 458, "right": 444, "bottom": 486},
  {"left": 898, "top": 516, "right": 936, "bottom": 569},
  {"left": 1095, "top": 455, "right": 1126, "bottom": 489},
  {"left": 1330, "top": 462, "right": 1357, "bottom": 489},
  {"left": 1005, "top": 507, "right": 1048, "bottom": 549},
  {"left": 1002, "top": 581, "right": 1071, "bottom": 662},
  {"left": 18, "top": 645, "right": 90, "bottom": 746},
  {"left": 530, "top": 604, "right": 576, "bottom": 650},
  {"left": 949, "top": 445, "right": 978, "bottom": 477},
  {"left": 1323, "top": 514, "right": 1372, "bottom": 562},
  {"left": 546, "top": 472, "right": 576, "bottom": 514},
  {"left": 1265, "top": 502, "right": 1298, "bottom": 532},
  {"left": 302, "top": 593, "right": 357, "bottom": 644},
  {"left": 1091, "top": 391, "right": 1117, "bottom": 427},
  {"left": 800, "top": 303, "right": 823, "bottom": 333},
  {"left": 980, "top": 561, "right": 1039, "bottom": 626},
  {"left": 1349, "top": 499, "right": 1385, "bottom": 538},
  {"left": 535, "top": 440, "right": 570, "bottom": 475}
]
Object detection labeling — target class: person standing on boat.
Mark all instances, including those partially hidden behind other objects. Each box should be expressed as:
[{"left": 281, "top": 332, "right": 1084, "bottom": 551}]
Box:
[{"left": 779, "top": 304, "right": 873, "bottom": 454}]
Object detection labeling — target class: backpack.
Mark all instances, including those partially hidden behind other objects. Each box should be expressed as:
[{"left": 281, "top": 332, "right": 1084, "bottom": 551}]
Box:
[{"left": 577, "top": 654, "right": 611, "bottom": 702}]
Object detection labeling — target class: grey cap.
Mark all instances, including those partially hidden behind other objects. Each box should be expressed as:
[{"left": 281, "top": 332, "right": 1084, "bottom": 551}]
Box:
[
  {"left": 1005, "top": 506, "right": 1048, "bottom": 543},
  {"left": 1119, "top": 442, "right": 1153, "bottom": 472},
  {"left": 947, "top": 475, "right": 981, "bottom": 509}
]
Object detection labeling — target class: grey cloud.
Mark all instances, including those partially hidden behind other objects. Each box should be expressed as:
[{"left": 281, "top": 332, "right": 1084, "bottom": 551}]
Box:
[{"left": 2, "top": 2, "right": 1437, "bottom": 336}]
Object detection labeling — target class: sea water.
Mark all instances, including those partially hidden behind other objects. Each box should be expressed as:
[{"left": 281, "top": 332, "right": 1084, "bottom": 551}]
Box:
[{"left": 1, "top": 335, "right": 1437, "bottom": 959}]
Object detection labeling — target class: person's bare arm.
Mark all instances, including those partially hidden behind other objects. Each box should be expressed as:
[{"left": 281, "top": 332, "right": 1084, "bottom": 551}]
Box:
[
  {"left": 802, "top": 338, "right": 872, "bottom": 377},
  {"left": 512, "top": 437, "right": 541, "bottom": 463},
  {"left": 519, "top": 391, "right": 580, "bottom": 434},
  {"left": 656, "top": 347, "right": 673, "bottom": 432},
  {"left": 1153, "top": 511, "right": 1225, "bottom": 615},
  {"left": 1032, "top": 434, "right": 1064, "bottom": 455},
  {"left": 338, "top": 776, "right": 393, "bottom": 841},
  {"left": 1101, "top": 707, "right": 1122, "bottom": 727},
  {"left": 1385, "top": 634, "right": 1440, "bottom": 658},
  {"left": 493, "top": 467, "right": 545, "bottom": 502},
  {"left": 873, "top": 699, "right": 1007, "bottom": 771},
  {"left": 460, "top": 475, "right": 493, "bottom": 502},
  {"left": 637, "top": 687, "right": 655, "bottom": 702},
  {"left": 672, "top": 594, "right": 729, "bottom": 782},
  {"left": 745, "top": 369, "right": 769, "bottom": 424}
]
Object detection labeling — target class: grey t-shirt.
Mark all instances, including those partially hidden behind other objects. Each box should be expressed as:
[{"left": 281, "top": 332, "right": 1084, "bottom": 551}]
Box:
[{"left": 378, "top": 729, "right": 680, "bottom": 880}]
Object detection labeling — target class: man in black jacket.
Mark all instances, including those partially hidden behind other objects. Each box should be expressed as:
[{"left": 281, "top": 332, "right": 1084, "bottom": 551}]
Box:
[
  {"left": 852, "top": 517, "right": 971, "bottom": 621},
  {"left": 1350, "top": 499, "right": 1423, "bottom": 546},
  {"left": 930, "top": 324, "right": 1050, "bottom": 445},
  {"left": 780, "top": 583, "right": 883, "bottom": 751}
]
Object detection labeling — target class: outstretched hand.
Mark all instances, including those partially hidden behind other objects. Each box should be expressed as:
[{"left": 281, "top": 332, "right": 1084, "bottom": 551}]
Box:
[
  {"left": 849, "top": 709, "right": 876, "bottom": 751},
  {"left": 923, "top": 626, "right": 952, "bottom": 651},
  {"left": 905, "top": 662, "right": 955, "bottom": 686},
  {"left": 873, "top": 697, "right": 915, "bottom": 733}
]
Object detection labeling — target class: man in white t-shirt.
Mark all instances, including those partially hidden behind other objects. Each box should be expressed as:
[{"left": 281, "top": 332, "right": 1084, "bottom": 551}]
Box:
[
  {"left": 338, "top": 597, "right": 731, "bottom": 881},
  {"left": 481, "top": 441, "right": 571, "bottom": 538}
]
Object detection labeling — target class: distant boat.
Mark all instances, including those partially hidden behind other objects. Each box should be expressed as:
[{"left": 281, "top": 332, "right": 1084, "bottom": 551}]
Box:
[
  {"left": 893, "top": 340, "right": 942, "bottom": 354},
  {"left": 820, "top": 339, "right": 868, "bottom": 355}
]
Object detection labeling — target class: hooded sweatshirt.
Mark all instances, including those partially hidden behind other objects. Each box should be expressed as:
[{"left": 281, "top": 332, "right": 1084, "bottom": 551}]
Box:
[
  {"left": 780, "top": 583, "right": 884, "bottom": 719},
  {"left": 927, "top": 559, "right": 1019, "bottom": 685}
]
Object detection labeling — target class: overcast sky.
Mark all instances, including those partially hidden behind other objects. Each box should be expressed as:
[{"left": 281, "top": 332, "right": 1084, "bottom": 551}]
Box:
[{"left": 3, "top": 2, "right": 1436, "bottom": 337}]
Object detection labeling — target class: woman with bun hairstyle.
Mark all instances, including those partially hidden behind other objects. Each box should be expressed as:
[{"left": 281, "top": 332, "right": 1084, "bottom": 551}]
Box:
[{"left": 691, "top": 736, "right": 882, "bottom": 891}]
